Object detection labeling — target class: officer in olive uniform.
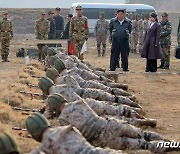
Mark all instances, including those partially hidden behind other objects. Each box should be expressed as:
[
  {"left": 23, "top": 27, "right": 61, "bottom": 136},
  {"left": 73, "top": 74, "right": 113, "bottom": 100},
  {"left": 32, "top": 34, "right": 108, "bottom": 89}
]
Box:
[
  {"left": 94, "top": 12, "right": 109, "bottom": 57},
  {"left": 109, "top": 10, "right": 132, "bottom": 71},
  {"left": 0, "top": 11, "right": 13, "bottom": 62},
  {"left": 0, "top": 133, "right": 20, "bottom": 154},
  {"left": 159, "top": 12, "right": 172, "bottom": 69},
  {"left": 69, "top": 5, "right": 89, "bottom": 60},
  {"left": 35, "top": 11, "right": 50, "bottom": 61}
]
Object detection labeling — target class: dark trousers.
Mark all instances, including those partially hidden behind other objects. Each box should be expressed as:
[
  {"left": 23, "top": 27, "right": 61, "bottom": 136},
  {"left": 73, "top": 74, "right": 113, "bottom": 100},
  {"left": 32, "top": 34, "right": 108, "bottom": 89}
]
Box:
[
  {"left": 110, "top": 39, "right": 129, "bottom": 71},
  {"left": 146, "top": 59, "right": 157, "bottom": 72}
]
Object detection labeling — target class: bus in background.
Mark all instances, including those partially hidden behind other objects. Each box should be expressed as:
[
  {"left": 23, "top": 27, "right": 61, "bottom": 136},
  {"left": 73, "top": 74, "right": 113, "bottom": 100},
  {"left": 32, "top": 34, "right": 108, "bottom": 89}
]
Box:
[{"left": 70, "top": 3, "right": 156, "bottom": 34}]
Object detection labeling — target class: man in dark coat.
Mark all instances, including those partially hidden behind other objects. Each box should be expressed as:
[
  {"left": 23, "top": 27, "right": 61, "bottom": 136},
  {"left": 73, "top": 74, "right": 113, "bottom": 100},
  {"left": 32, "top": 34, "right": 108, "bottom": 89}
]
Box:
[
  {"left": 109, "top": 9, "right": 132, "bottom": 72},
  {"left": 47, "top": 11, "right": 56, "bottom": 40},
  {"left": 141, "top": 12, "right": 163, "bottom": 72},
  {"left": 53, "top": 7, "right": 64, "bottom": 39}
]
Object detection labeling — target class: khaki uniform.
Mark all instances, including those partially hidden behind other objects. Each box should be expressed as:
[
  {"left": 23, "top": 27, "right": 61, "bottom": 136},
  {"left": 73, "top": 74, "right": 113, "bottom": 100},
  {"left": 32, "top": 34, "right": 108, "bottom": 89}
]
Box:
[
  {"left": 58, "top": 100, "right": 169, "bottom": 153},
  {"left": 69, "top": 15, "right": 89, "bottom": 60},
  {"left": 131, "top": 19, "right": 139, "bottom": 53},
  {"left": 49, "top": 78, "right": 140, "bottom": 108},
  {"left": 138, "top": 19, "right": 144, "bottom": 53},
  {"left": 0, "top": 18, "right": 13, "bottom": 61},
  {"left": 31, "top": 125, "right": 123, "bottom": 154},
  {"left": 35, "top": 18, "right": 50, "bottom": 60},
  {"left": 94, "top": 19, "right": 109, "bottom": 56}
]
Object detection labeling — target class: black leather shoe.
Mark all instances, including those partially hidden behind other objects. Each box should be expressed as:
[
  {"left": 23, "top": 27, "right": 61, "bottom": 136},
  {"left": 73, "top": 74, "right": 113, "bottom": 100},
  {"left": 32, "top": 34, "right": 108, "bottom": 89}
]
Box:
[{"left": 123, "top": 69, "right": 129, "bottom": 72}]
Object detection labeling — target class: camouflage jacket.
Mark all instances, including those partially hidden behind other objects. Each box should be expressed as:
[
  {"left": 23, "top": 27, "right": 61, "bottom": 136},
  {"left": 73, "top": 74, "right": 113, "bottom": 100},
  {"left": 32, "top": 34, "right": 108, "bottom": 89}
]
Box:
[
  {"left": 31, "top": 125, "right": 122, "bottom": 154},
  {"left": 0, "top": 18, "right": 13, "bottom": 39},
  {"left": 35, "top": 18, "right": 50, "bottom": 40},
  {"left": 94, "top": 19, "right": 109, "bottom": 36},
  {"left": 142, "top": 19, "right": 149, "bottom": 32},
  {"left": 132, "top": 20, "right": 139, "bottom": 33},
  {"left": 160, "top": 20, "right": 172, "bottom": 46},
  {"left": 69, "top": 15, "right": 89, "bottom": 40},
  {"left": 138, "top": 19, "right": 143, "bottom": 33}
]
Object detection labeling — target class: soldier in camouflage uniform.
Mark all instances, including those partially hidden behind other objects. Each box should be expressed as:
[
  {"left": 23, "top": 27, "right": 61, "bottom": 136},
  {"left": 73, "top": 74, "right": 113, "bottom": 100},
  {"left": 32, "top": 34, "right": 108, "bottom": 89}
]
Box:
[
  {"left": 38, "top": 77, "right": 140, "bottom": 108},
  {"left": 0, "top": 11, "right": 13, "bottom": 62},
  {"left": 46, "top": 68, "right": 134, "bottom": 99},
  {"left": 159, "top": 12, "right": 172, "bottom": 69},
  {"left": 26, "top": 113, "right": 124, "bottom": 154},
  {"left": 142, "top": 14, "right": 149, "bottom": 41},
  {"left": 94, "top": 12, "right": 109, "bottom": 57},
  {"left": 138, "top": 14, "right": 144, "bottom": 53},
  {"left": 69, "top": 5, "right": 89, "bottom": 60},
  {"left": 131, "top": 14, "right": 139, "bottom": 53},
  {"left": 35, "top": 12, "right": 50, "bottom": 61},
  {"left": 46, "top": 94, "right": 156, "bottom": 127},
  {"left": 45, "top": 97, "right": 174, "bottom": 153},
  {"left": 53, "top": 58, "right": 128, "bottom": 90}
]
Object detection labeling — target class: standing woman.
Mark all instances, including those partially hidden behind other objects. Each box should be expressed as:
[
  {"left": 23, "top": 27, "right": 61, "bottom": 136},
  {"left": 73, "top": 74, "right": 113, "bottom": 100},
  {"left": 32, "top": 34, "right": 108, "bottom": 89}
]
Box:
[{"left": 141, "top": 12, "right": 163, "bottom": 72}]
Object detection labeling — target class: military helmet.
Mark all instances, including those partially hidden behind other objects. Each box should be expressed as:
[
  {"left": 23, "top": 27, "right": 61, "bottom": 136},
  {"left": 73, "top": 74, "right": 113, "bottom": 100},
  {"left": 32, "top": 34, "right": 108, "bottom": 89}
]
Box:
[
  {"left": 47, "top": 56, "right": 59, "bottom": 67},
  {"left": 46, "top": 68, "right": 59, "bottom": 81},
  {"left": 38, "top": 77, "right": 54, "bottom": 95},
  {"left": 26, "top": 112, "right": 50, "bottom": 142},
  {"left": 54, "top": 59, "right": 66, "bottom": 73},
  {"left": 47, "top": 94, "right": 67, "bottom": 116},
  {"left": 42, "top": 45, "right": 48, "bottom": 56},
  {"left": 0, "top": 133, "right": 20, "bottom": 154},
  {"left": 47, "top": 48, "right": 56, "bottom": 56}
]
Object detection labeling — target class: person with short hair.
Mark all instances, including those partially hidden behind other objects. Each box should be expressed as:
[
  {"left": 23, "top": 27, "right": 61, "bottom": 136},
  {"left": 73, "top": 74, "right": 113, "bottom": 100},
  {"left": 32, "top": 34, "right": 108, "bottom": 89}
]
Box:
[
  {"left": 53, "top": 7, "right": 64, "bottom": 39},
  {"left": 109, "top": 9, "right": 132, "bottom": 72},
  {"left": 141, "top": 12, "right": 163, "bottom": 72}
]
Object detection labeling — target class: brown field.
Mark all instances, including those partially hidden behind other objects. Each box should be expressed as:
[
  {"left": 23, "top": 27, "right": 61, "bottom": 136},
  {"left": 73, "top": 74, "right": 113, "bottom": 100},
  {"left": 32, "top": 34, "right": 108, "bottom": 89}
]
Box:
[{"left": 0, "top": 36, "right": 179, "bottom": 153}]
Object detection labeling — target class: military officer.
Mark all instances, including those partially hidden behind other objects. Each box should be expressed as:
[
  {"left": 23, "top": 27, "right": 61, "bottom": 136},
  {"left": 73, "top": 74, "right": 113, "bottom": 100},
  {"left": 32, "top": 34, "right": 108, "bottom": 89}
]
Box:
[
  {"left": 94, "top": 12, "right": 109, "bottom": 57},
  {"left": 35, "top": 11, "right": 50, "bottom": 61},
  {"left": 0, "top": 11, "right": 13, "bottom": 62},
  {"left": 69, "top": 5, "right": 89, "bottom": 60},
  {"left": 44, "top": 97, "right": 174, "bottom": 153},
  {"left": 159, "top": 12, "right": 172, "bottom": 69},
  {"left": 26, "top": 113, "right": 124, "bottom": 154}
]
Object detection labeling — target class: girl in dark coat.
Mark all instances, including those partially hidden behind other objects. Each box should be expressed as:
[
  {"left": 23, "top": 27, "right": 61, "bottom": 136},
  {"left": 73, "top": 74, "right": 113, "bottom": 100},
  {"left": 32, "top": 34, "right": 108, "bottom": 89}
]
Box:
[{"left": 141, "top": 12, "right": 163, "bottom": 72}]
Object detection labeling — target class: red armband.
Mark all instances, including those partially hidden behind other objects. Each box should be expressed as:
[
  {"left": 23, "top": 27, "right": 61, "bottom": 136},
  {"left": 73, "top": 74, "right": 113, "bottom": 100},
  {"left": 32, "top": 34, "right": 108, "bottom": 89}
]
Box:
[{"left": 85, "top": 23, "right": 89, "bottom": 29}]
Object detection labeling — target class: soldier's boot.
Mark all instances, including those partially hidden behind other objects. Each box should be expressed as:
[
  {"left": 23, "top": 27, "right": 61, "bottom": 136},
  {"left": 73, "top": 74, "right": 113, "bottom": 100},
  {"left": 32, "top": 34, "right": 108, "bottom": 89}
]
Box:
[
  {"left": 163, "top": 62, "right": 169, "bottom": 69},
  {"left": 98, "top": 50, "right": 101, "bottom": 57},
  {"left": 102, "top": 44, "right": 106, "bottom": 57},
  {"left": 158, "top": 59, "right": 164, "bottom": 69},
  {"left": 38, "top": 53, "right": 42, "bottom": 61},
  {"left": 1, "top": 55, "right": 5, "bottom": 62},
  {"left": 136, "top": 119, "right": 157, "bottom": 128},
  {"left": 4, "top": 55, "right": 10, "bottom": 62}
]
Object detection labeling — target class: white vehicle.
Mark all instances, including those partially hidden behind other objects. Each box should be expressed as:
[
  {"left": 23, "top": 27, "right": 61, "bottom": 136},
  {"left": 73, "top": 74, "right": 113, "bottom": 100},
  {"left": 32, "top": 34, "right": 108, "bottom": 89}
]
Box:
[{"left": 70, "top": 3, "right": 156, "bottom": 34}]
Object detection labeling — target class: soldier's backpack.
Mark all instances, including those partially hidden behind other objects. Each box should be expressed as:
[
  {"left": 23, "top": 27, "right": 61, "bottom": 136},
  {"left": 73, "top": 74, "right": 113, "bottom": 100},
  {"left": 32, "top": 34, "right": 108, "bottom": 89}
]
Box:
[{"left": 175, "top": 45, "right": 180, "bottom": 59}]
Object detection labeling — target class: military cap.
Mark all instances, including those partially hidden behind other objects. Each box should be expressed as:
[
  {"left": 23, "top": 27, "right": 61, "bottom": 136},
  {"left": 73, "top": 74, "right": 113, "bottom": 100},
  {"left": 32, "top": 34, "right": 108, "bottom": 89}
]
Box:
[
  {"left": 38, "top": 77, "right": 54, "bottom": 95},
  {"left": 41, "top": 11, "right": 46, "bottom": 15},
  {"left": 2, "top": 11, "right": 8, "bottom": 15},
  {"left": 46, "top": 68, "right": 59, "bottom": 81},
  {"left": 55, "top": 7, "right": 61, "bottom": 11},
  {"left": 161, "top": 12, "right": 168, "bottom": 17},
  {"left": 0, "top": 133, "right": 20, "bottom": 154},
  {"left": 76, "top": 5, "right": 82, "bottom": 10},
  {"left": 48, "top": 11, "right": 54, "bottom": 15}
]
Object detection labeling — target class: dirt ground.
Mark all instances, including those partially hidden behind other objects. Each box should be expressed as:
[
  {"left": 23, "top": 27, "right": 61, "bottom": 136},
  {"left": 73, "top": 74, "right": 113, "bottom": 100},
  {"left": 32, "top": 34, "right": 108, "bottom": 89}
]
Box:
[{"left": 0, "top": 37, "right": 179, "bottom": 153}]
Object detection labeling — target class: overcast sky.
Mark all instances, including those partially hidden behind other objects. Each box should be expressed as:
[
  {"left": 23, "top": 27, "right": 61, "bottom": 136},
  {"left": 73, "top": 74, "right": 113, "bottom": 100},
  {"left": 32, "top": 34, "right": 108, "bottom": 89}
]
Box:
[{"left": 0, "top": 0, "right": 125, "bottom": 8}]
